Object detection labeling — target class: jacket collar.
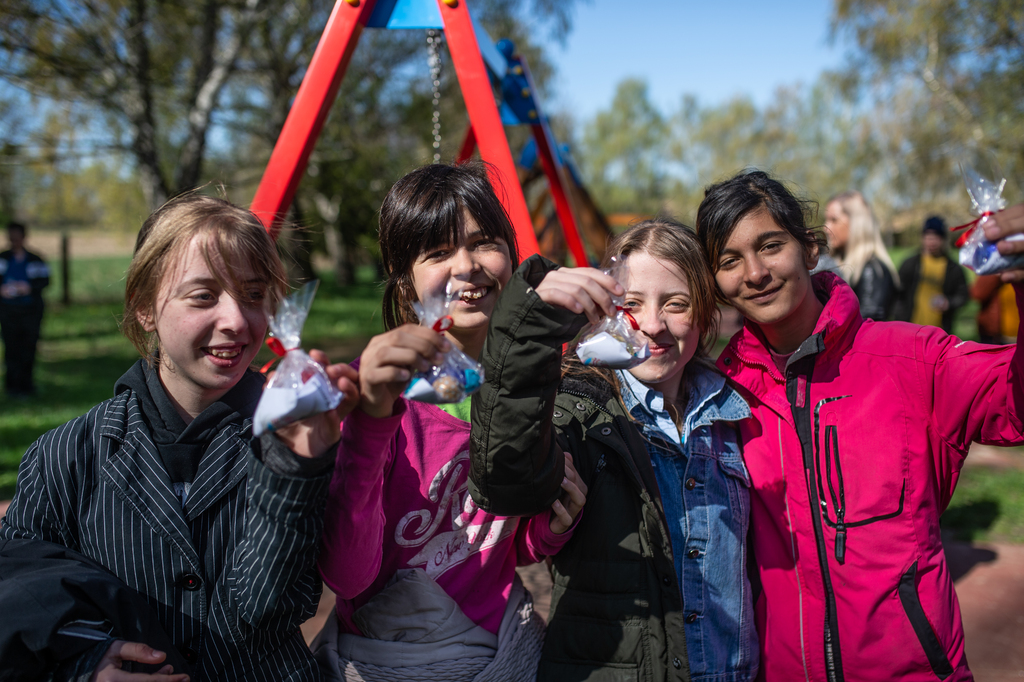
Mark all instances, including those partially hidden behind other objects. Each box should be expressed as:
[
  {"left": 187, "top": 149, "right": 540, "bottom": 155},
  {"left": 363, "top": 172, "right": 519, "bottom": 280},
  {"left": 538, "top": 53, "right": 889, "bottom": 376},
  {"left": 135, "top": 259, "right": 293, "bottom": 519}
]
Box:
[
  {"left": 97, "top": 390, "right": 251, "bottom": 569},
  {"left": 720, "top": 272, "right": 863, "bottom": 405},
  {"left": 616, "top": 363, "right": 749, "bottom": 444}
]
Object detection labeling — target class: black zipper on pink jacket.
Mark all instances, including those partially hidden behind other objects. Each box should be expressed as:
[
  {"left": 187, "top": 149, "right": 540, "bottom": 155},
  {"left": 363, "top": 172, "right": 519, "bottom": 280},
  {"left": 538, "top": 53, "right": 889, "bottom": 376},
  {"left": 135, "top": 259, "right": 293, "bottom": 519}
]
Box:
[{"left": 785, "top": 339, "right": 845, "bottom": 682}]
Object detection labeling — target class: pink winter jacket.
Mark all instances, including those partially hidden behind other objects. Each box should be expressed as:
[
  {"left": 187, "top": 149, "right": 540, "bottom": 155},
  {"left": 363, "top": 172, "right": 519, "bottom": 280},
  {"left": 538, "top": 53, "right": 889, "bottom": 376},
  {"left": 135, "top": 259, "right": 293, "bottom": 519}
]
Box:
[{"left": 717, "top": 273, "right": 1024, "bottom": 682}]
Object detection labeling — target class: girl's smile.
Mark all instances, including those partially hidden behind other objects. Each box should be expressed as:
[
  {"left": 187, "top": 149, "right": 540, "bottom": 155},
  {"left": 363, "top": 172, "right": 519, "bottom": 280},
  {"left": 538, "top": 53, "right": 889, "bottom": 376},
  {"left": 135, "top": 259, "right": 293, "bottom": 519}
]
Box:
[{"left": 410, "top": 212, "right": 513, "bottom": 358}]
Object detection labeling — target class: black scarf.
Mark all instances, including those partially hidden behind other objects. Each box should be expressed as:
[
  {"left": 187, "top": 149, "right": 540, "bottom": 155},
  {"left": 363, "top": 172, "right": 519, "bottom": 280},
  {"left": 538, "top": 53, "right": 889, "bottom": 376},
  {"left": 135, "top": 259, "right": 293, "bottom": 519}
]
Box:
[{"left": 114, "top": 359, "right": 264, "bottom": 484}]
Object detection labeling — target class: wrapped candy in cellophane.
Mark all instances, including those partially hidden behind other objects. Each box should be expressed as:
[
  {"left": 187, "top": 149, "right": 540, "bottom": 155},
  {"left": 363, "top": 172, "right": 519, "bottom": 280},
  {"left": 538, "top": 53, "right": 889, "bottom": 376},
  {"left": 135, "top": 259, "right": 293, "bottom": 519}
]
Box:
[
  {"left": 403, "top": 283, "right": 484, "bottom": 404},
  {"left": 253, "top": 281, "right": 343, "bottom": 436},
  {"left": 956, "top": 161, "right": 1022, "bottom": 275},
  {"left": 575, "top": 256, "right": 651, "bottom": 369}
]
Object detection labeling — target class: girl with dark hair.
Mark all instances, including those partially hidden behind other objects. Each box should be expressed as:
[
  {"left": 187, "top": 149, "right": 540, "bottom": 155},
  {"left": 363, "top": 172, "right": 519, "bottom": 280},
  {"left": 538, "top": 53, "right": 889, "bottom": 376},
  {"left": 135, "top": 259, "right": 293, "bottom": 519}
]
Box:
[
  {"left": 313, "top": 163, "right": 587, "bottom": 682},
  {"left": 470, "top": 218, "right": 758, "bottom": 682},
  {"left": 695, "top": 169, "right": 1024, "bottom": 682}
]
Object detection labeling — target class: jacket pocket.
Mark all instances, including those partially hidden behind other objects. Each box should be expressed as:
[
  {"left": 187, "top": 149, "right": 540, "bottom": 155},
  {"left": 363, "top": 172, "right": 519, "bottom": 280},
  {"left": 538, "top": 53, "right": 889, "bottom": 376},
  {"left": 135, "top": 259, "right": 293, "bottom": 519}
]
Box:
[
  {"left": 815, "top": 421, "right": 906, "bottom": 564},
  {"left": 537, "top": 659, "right": 639, "bottom": 682},
  {"left": 541, "top": 612, "right": 644, "bottom": 678},
  {"left": 898, "top": 561, "right": 954, "bottom": 680}
]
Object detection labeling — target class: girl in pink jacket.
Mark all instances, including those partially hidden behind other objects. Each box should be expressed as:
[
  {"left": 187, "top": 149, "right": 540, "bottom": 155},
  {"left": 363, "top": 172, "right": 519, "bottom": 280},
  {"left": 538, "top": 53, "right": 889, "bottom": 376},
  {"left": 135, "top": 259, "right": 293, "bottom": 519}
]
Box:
[
  {"left": 694, "top": 169, "right": 1024, "bottom": 682},
  {"left": 313, "top": 163, "right": 587, "bottom": 681}
]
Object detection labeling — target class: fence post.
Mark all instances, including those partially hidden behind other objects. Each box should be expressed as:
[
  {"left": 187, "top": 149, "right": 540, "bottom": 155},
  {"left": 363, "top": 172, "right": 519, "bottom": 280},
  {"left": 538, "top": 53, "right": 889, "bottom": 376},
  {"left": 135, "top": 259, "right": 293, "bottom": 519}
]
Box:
[{"left": 61, "top": 232, "right": 69, "bottom": 305}]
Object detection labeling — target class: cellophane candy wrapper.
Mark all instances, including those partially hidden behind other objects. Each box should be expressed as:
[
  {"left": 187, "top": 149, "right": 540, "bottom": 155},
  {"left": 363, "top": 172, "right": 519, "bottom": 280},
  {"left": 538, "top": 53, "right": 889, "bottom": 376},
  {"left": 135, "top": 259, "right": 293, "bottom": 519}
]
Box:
[
  {"left": 403, "top": 284, "right": 484, "bottom": 404},
  {"left": 958, "top": 163, "right": 1022, "bottom": 275},
  {"left": 253, "top": 281, "right": 343, "bottom": 436},
  {"left": 575, "top": 256, "right": 651, "bottom": 369}
]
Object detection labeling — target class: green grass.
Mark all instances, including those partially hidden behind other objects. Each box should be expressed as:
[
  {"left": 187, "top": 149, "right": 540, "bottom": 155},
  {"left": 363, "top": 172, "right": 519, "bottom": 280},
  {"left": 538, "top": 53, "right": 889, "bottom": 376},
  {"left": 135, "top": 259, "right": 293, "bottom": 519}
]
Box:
[
  {"left": 942, "top": 468, "right": 1024, "bottom": 544},
  {"left": 45, "top": 255, "right": 132, "bottom": 304}
]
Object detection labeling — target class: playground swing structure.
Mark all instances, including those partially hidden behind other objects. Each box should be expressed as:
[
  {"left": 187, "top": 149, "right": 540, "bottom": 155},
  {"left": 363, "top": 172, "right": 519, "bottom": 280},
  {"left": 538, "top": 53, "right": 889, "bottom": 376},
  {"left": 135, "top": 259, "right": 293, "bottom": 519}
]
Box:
[{"left": 250, "top": 0, "right": 600, "bottom": 266}]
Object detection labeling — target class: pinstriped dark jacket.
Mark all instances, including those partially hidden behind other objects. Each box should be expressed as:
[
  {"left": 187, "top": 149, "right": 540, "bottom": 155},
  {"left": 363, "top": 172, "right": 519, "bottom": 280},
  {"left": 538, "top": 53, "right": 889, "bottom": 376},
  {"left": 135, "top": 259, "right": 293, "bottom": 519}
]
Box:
[{"left": 0, "top": 371, "right": 330, "bottom": 681}]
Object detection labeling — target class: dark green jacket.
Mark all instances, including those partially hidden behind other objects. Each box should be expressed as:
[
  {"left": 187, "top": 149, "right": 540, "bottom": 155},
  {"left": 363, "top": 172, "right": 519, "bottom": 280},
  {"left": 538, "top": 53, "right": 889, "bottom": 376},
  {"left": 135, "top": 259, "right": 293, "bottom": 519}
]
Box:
[{"left": 470, "top": 255, "right": 691, "bottom": 682}]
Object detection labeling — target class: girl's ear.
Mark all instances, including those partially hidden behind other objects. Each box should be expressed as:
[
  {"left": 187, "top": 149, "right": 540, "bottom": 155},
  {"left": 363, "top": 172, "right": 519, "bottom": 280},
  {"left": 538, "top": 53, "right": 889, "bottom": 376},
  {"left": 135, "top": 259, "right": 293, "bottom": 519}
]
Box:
[
  {"left": 136, "top": 309, "right": 156, "bottom": 333},
  {"left": 803, "top": 242, "right": 820, "bottom": 272}
]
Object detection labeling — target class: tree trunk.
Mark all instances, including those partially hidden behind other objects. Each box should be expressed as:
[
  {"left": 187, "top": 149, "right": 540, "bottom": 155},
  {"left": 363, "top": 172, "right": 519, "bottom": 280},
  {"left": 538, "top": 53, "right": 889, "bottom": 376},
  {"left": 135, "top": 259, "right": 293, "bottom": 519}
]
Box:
[
  {"left": 124, "top": 0, "right": 169, "bottom": 210},
  {"left": 173, "top": 0, "right": 263, "bottom": 192}
]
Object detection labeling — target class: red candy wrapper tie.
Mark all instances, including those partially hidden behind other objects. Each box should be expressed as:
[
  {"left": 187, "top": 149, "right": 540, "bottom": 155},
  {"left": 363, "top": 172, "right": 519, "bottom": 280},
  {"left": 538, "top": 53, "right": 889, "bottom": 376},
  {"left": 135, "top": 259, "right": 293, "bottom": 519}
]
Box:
[{"left": 951, "top": 211, "right": 995, "bottom": 248}]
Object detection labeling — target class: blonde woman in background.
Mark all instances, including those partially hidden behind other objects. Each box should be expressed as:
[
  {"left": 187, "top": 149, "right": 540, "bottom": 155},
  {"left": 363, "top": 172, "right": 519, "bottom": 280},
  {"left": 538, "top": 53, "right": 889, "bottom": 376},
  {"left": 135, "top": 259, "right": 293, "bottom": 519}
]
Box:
[{"left": 824, "top": 190, "right": 899, "bottom": 319}]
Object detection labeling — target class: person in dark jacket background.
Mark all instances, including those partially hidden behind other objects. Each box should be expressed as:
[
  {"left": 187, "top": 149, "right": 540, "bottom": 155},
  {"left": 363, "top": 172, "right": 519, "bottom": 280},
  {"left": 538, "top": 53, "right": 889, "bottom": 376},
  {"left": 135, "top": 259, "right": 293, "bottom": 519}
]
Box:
[
  {"left": 893, "top": 215, "right": 969, "bottom": 333},
  {"left": 0, "top": 221, "right": 49, "bottom": 397}
]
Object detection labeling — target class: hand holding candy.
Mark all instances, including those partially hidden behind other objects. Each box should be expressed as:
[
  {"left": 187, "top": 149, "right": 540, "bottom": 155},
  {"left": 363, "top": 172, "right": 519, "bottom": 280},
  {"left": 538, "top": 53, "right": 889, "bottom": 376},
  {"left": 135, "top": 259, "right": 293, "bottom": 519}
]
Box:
[
  {"left": 273, "top": 350, "right": 360, "bottom": 458},
  {"left": 253, "top": 282, "right": 346, "bottom": 436},
  {"left": 980, "top": 204, "right": 1024, "bottom": 283},
  {"left": 535, "top": 267, "right": 622, "bottom": 323},
  {"left": 572, "top": 257, "right": 652, "bottom": 369},
  {"left": 955, "top": 162, "right": 1024, "bottom": 276},
  {"left": 402, "top": 284, "right": 486, "bottom": 404},
  {"left": 358, "top": 324, "right": 449, "bottom": 418}
]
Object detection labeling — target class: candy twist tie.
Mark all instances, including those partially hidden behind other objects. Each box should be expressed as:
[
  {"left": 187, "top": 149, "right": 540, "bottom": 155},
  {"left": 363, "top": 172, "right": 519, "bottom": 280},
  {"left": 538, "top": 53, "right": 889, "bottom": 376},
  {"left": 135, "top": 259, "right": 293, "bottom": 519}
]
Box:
[
  {"left": 951, "top": 211, "right": 995, "bottom": 248},
  {"left": 260, "top": 336, "right": 299, "bottom": 374},
  {"left": 616, "top": 306, "right": 640, "bottom": 330}
]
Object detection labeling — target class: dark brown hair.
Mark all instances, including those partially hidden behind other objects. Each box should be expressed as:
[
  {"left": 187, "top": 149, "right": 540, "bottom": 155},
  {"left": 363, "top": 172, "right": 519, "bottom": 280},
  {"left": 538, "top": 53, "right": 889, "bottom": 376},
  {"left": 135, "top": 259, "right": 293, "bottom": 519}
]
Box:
[
  {"left": 378, "top": 162, "right": 520, "bottom": 330},
  {"left": 121, "top": 193, "right": 287, "bottom": 362},
  {"left": 696, "top": 169, "right": 827, "bottom": 278}
]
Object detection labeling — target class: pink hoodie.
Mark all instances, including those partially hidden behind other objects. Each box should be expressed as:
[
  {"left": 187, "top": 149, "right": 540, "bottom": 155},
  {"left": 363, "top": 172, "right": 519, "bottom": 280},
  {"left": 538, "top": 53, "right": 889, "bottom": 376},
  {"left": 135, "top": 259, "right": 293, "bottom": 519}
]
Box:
[
  {"left": 318, "top": 397, "right": 569, "bottom": 635},
  {"left": 718, "top": 273, "right": 1024, "bottom": 682}
]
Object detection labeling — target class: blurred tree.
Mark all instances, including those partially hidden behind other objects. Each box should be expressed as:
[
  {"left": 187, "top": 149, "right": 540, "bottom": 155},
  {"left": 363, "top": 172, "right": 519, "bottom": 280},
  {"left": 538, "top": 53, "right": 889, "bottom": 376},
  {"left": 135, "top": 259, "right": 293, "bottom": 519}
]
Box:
[
  {"left": 222, "top": 0, "right": 585, "bottom": 284},
  {"left": 579, "top": 78, "right": 669, "bottom": 215},
  {"left": 0, "top": 90, "right": 24, "bottom": 224},
  {"left": 0, "top": 0, "right": 586, "bottom": 281},
  {"left": 832, "top": 0, "right": 1024, "bottom": 203},
  {"left": 0, "top": 0, "right": 265, "bottom": 209}
]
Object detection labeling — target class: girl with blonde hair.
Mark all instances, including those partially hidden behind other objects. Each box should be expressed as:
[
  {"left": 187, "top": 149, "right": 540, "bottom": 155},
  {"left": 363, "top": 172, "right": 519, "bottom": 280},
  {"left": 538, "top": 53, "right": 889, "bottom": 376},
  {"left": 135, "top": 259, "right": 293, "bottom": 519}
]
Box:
[{"left": 824, "top": 190, "right": 899, "bottom": 319}]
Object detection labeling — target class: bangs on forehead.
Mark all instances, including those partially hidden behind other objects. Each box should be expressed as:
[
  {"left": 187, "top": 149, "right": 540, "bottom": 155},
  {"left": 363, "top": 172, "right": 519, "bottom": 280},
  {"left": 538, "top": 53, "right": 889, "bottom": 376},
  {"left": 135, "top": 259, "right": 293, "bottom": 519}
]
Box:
[{"left": 415, "top": 192, "right": 467, "bottom": 255}]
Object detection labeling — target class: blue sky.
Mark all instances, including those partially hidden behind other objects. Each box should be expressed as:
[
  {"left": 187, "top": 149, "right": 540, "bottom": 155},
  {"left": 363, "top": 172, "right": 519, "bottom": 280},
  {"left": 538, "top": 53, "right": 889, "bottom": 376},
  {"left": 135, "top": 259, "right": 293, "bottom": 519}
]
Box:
[{"left": 537, "top": 0, "right": 852, "bottom": 121}]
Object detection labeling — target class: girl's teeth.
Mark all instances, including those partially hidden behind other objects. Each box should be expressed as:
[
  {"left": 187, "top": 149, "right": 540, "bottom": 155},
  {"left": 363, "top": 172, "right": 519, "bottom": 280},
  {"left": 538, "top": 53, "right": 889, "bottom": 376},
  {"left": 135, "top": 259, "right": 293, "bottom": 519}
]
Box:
[
  {"left": 461, "top": 289, "right": 485, "bottom": 301},
  {"left": 209, "top": 348, "right": 240, "bottom": 359}
]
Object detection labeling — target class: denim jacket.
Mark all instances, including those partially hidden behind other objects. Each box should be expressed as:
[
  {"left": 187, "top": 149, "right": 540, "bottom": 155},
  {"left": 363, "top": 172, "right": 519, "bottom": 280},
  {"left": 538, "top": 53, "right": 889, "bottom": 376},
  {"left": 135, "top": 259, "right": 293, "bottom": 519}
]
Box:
[{"left": 617, "top": 364, "right": 758, "bottom": 682}]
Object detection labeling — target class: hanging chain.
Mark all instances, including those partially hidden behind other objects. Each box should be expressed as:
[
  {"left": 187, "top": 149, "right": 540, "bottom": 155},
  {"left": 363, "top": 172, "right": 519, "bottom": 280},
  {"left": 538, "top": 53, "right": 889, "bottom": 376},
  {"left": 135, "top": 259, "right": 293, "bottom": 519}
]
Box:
[{"left": 426, "top": 29, "right": 444, "bottom": 163}]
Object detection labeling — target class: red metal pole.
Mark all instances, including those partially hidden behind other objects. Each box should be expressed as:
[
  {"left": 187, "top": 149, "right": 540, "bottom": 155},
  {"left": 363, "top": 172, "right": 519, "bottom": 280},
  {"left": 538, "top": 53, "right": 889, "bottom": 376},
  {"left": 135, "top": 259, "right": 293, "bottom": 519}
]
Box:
[
  {"left": 530, "top": 121, "right": 588, "bottom": 266},
  {"left": 456, "top": 124, "right": 477, "bottom": 163},
  {"left": 250, "top": 0, "right": 378, "bottom": 238},
  {"left": 437, "top": 0, "right": 540, "bottom": 259}
]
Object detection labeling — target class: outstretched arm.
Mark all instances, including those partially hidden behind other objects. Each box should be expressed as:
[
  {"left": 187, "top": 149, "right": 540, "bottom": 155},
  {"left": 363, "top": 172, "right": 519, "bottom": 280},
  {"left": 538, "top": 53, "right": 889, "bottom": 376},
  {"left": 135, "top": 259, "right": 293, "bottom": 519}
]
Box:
[
  {"left": 928, "top": 204, "right": 1024, "bottom": 456},
  {"left": 469, "top": 255, "right": 619, "bottom": 517}
]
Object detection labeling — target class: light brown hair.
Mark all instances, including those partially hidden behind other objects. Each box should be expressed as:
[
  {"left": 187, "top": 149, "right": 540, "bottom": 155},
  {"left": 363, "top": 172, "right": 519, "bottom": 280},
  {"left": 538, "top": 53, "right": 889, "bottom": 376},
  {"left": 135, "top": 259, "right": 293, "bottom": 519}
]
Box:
[
  {"left": 562, "top": 217, "right": 721, "bottom": 400},
  {"left": 121, "top": 193, "right": 287, "bottom": 362},
  {"left": 604, "top": 218, "right": 720, "bottom": 358},
  {"left": 827, "top": 190, "right": 899, "bottom": 287}
]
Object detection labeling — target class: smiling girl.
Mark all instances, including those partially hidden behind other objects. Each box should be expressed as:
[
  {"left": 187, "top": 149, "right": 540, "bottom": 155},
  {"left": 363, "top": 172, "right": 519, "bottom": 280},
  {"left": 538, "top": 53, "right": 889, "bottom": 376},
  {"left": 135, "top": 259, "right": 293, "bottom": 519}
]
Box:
[
  {"left": 470, "top": 219, "right": 757, "bottom": 682},
  {"left": 696, "top": 170, "right": 1024, "bottom": 682},
  {"left": 0, "top": 194, "right": 359, "bottom": 681},
  {"left": 313, "top": 163, "right": 586, "bottom": 682}
]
